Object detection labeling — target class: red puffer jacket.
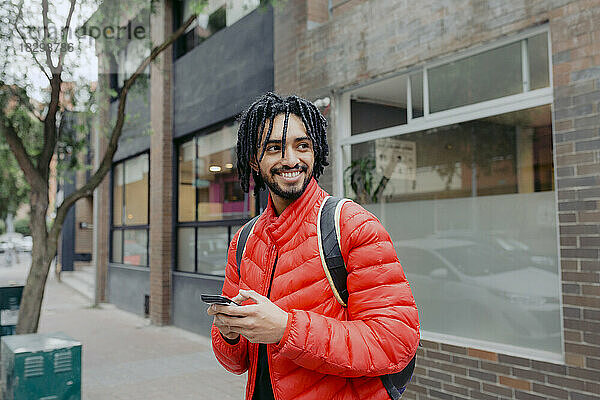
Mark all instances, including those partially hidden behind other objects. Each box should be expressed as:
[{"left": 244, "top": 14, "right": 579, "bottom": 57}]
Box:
[{"left": 211, "top": 178, "right": 420, "bottom": 400}]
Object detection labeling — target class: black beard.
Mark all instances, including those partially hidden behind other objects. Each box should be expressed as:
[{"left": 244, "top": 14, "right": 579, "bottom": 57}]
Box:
[{"left": 262, "top": 165, "right": 312, "bottom": 200}]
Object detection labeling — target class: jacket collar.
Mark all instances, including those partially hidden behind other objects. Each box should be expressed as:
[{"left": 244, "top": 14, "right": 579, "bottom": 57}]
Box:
[{"left": 262, "top": 177, "right": 327, "bottom": 247}]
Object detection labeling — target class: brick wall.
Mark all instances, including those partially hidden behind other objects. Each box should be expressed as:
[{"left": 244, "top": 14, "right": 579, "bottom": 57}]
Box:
[
  {"left": 149, "top": 0, "right": 173, "bottom": 326},
  {"left": 94, "top": 59, "right": 112, "bottom": 303},
  {"left": 551, "top": 0, "right": 600, "bottom": 387},
  {"left": 274, "top": 0, "right": 600, "bottom": 399}
]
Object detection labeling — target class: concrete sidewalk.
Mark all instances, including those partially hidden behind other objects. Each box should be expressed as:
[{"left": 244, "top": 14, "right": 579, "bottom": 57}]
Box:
[{"left": 0, "top": 256, "right": 247, "bottom": 399}]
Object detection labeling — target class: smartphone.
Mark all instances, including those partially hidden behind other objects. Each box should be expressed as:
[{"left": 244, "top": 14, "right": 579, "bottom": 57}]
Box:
[{"left": 201, "top": 294, "right": 239, "bottom": 306}]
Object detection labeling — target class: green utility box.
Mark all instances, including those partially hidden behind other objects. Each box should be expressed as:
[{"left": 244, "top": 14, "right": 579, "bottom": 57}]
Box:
[
  {"left": 0, "top": 332, "right": 81, "bottom": 400},
  {"left": 0, "top": 285, "right": 23, "bottom": 337}
]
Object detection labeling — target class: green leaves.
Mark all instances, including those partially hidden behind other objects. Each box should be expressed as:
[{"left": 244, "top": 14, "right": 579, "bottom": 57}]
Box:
[
  {"left": 344, "top": 157, "right": 379, "bottom": 204},
  {"left": 188, "top": 0, "right": 208, "bottom": 16},
  {"left": 0, "top": 135, "right": 30, "bottom": 220}
]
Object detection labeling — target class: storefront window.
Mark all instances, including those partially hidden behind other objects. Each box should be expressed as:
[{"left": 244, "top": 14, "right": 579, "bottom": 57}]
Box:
[
  {"left": 343, "top": 32, "right": 559, "bottom": 356},
  {"left": 345, "top": 105, "right": 559, "bottom": 354},
  {"left": 112, "top": 163, "right": 124, "bottom": 226},
  {"left": 124, "top": 155, "right": 149, "bottom": 225},
  {"left": 110, "top": 153, "right": 150, "bottom": 267},
  {"left": 177, "top": 227, "right": 195, "bottom": 273},
  {"left": 176, "top": 121, "right": 257, "bottom": 275},
  {"left": 178, "top": 140, "right": 196, "bottom": 222},
  {"left": 123, "top": 229, "right": 148, "bottom": 266},
  {"left": 196, "top": 227, "right": 229, "bottom": 275}
]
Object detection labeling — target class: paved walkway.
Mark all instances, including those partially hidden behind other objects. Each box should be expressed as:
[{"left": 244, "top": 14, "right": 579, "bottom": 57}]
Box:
[{"left": 0, "top": 255, "right": 247, "bottom": 399}]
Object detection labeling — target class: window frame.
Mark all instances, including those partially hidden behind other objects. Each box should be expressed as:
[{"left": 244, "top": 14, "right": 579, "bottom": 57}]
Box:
[
  {"left": 174, "top": 119, "right": 259, "bottom": 276},
  {"left": 335, "top": 26, "right": 564, "bottom": 363},
  {"left": 336, "top": 25, "right": 553, "bottom": 195},
  {"left": 109, "top": 151, "right": 151, "bottom": 267}
]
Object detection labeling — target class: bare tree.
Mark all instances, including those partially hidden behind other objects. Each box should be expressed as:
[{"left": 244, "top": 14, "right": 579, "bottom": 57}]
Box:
[{"left": 0, "top": 0, "right": 199, "bottom": 333}]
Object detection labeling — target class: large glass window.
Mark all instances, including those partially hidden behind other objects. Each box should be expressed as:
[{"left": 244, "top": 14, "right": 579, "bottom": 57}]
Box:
[
  {"left": 428, "top": 41, "right": 523, "bottom": 113},
  {"left": 175, "top": 121, "right": 257, "bottom": 275},
  {"left": 343, "top": 32, "right": 560, "bottom": 356},
  {"left": 109, "top": 11, "right": 151, "bottom": 100},
  {"left": 110, "top": 153, "right": 150, "bottom": 266},
  {"left": 346, "top": 106, "right": 559, "bottom": 354},
  {"left": 174, "top": 0, "right": 262, "bottom": 59}
]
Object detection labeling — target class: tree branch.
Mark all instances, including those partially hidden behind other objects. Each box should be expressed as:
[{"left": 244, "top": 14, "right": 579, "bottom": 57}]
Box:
[
  {"left": 41, "top": 0, "right": 57, "bottom": 74},
  {"left": 56, "top": 0, "right": 77, "bottom": 73},
  {"left": 38, "top": 75, "right": 61, "bottom": 180},
  {"left": 36, "top": 0, "right": 76, "bottom": 175},
  {"left": 49, "top": 12, "right": 198, "bottom": 242},
  {"left": 13, "top": 0, "right": 51, "bottom": 81}
]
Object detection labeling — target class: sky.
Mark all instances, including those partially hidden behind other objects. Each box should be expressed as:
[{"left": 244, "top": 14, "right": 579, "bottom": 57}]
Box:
[{"left": 2, "top": 0, "right": 100, "bottom": 101}]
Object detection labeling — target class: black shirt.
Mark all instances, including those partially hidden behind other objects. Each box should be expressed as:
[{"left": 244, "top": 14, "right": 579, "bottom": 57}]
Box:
[
  {"left": 253, "top": 344, "right": 275, "bottom": 400},
  {"left": 253, "top": 254, "right": 278, "bottom": 400}
]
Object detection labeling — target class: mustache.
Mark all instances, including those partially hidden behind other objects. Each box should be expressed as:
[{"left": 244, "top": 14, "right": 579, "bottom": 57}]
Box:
[{"left": 271, "top": 164, "right": 308, "bottom": 174}]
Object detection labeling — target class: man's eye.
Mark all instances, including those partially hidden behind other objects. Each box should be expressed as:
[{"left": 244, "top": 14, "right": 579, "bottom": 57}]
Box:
[
  {"left": 298, "top": 143, "right": 310, "bottom": 149},
  {"left": 266, "top": 145, "right": 280, "bottom": 152}
]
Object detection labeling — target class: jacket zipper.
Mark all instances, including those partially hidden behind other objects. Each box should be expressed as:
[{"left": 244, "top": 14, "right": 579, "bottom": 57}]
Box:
[
  {"left": 249, "top": 244, "right": 279, "bottom": 400},
  {"left": 266, "top": 244, "right": 279, "bottom": 400}
]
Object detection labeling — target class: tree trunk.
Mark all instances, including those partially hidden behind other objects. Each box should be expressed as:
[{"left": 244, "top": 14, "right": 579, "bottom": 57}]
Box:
[{"left": 16, "top": 190, "right": 51, "bottom": 334}]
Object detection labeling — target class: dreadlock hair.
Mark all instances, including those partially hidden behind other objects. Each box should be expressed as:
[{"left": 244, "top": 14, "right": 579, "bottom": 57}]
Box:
[{"left": 236, "top": 92, "right": 329, "bottom": 196}]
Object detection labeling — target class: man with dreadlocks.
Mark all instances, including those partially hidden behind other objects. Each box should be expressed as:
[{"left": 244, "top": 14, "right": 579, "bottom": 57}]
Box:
[{"left": 207, "top": 92, "right": 419, "bottom": 400}]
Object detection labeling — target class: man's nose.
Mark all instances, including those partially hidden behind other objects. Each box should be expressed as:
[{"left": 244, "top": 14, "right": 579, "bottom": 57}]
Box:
[{"left": 280, "top": 147, "right": 300, "bottom": 166}]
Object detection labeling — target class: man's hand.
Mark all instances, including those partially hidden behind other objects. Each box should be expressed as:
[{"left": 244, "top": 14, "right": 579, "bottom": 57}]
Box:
[
  {"left": 207, "top": 289, "right": 289, "bottom": 344},
  {"left": 208, "top": 304, "right": 241, "bottom": 342}
]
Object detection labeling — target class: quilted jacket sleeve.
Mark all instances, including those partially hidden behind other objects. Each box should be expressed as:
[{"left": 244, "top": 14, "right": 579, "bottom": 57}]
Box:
[
  {"left": 274, "top": 201, "right": 420, "bottom": 377},
  {"left": 211, "top": 228, "right": 250, "bottom": 375}
]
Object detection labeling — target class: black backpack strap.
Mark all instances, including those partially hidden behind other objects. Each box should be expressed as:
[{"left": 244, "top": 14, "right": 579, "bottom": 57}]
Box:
[
  {"left": 318, "top": 195, "right": 416, "bottom": 399},
  {"left": 236, "top": 215, "right": 260, "bottom": 278},
  {"left": 380, "top": 355, "right": 416, "bottom": 399},
  {"left": 317, "top": 196, "right": 351, "bottom": 307}
]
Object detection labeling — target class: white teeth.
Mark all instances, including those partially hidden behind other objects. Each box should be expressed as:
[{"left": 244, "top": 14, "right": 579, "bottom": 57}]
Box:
[{"left": 281, "top": 171, "right": 301, "bottom": 178}]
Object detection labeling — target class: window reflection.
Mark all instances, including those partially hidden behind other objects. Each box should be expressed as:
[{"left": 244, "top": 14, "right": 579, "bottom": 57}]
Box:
[
  {"left": 175, "top": 122, "right": 256, "bottom": 274},
  {"left": 124, "top": 154, "right": 149, "bottom": 225},
  {"left": 410, "top": 72, "right": 424, "bottom": 119},
  {"left": 351, "top": 75, "right": 408, "bottom": 135},
  {"left": 428, "top": 41, "right": 523, "bottom": 112},
  {"left": 178, "top": 140, "right": 196, "bottom": 222},
  {"left": 123, "top": 229, "right": 148, "bottom": 266},
  {"left": 110, "top": 153, "right": 150, "bottom": 267},
  {"left": 184, "top": 122, "right": 254, "bottom": 221},
  {"left": 347, "top": 105, "right": 553, "bottom": 203},
  {"left": 111, "top": 230, "right": 122, "bottom": 263},
  {"left": 175, "top": 0, "right": 261, "bottom": 59},
  {"left": 177, "top": 228, "right": 195, "bottom": 272},
  {"left": 345, "top": 105, "right": 560, "bottom": 354},
  {"left": 196, "top": 227, "right": 228, "bottom": 276},
  {"left": 528, "top": 33, "right": 550, "bottom": 90},
  {"left": 112, "top": 163, "right": 123, "bottom": 226}
]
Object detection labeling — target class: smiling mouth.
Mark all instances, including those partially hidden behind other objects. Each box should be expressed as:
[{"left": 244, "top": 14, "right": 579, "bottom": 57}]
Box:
[{"left": 280, "top": 171, "right": 301, "bottom": 179}]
